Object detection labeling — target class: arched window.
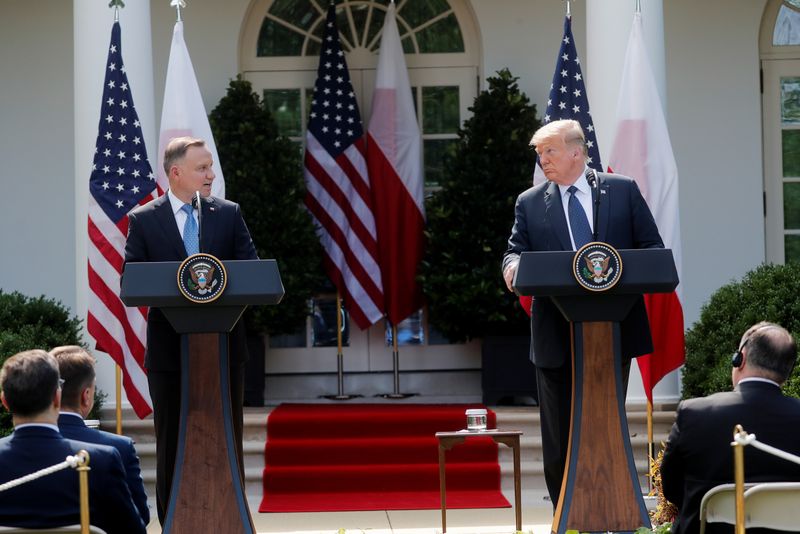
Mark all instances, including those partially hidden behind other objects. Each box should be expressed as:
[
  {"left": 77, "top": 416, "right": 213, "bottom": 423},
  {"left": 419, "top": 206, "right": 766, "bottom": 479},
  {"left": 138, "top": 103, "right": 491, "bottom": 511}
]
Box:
[
  {"left": 239, "top": 0, "right": 482, "bottom": 363},
  {"left": 762, "top": 0, "right": 800, "bottom": 263}
]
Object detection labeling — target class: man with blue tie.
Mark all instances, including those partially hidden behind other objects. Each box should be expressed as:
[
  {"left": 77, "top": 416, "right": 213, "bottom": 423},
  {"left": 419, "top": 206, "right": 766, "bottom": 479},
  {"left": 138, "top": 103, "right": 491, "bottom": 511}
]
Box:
[
  {"left": 124, "top": 136, "right": 258, "bottom": 524},
  {"left": 50, "top": 345, "right": 150, "bottom": 526},
  {"left": 502, "top": 119, "right": 664, "bottom": 506}
]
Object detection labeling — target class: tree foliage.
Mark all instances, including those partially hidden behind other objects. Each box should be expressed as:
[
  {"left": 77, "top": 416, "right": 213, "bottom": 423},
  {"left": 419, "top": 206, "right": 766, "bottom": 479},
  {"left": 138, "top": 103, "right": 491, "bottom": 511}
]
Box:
[
  {"left": 209, "top": 77, "right": 325, "bottom": 335},
  {"left": 0, "top": 291, "right": 86, "bottom": 437},
  {"left": 420, "top": 69, "right": 540, "bottom": 342},
  {"left": 683, "top": 263, "right": 800, "bottom": 399}
]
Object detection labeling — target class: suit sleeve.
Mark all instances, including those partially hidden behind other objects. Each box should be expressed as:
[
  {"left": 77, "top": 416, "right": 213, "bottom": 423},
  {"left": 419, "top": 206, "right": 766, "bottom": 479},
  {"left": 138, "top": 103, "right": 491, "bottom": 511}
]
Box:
[
  {"left": 629, "top": 180, "right": 665, "bottom": 250},
  {"left": 502, "top": 193, "right": 529, "bottom": 273},
  {"left": 121, "top": 438, "right": 150, "bottom": 526},
  {"left": 233, "top": 204, "right": 258, "bottom": 260},
  {"left": 95, "top": 447, "right": 147, "bottom": 534},
  {"left": 124, "top": 210, "right": 148, "bottom": 264},
  {"left": 660, "top": 402, "right": 685, "bottom": 508}
]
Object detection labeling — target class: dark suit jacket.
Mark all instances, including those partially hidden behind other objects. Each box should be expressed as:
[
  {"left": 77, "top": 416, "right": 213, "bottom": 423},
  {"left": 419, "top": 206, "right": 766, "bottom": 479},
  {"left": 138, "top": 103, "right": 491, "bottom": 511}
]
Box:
[
  {"left": 124, "top": 194, "right": 258, "bottom": 371},
  {"left": 502, "top": 172, "right": 664, "bottom": 368},
  {"left": 0, "top": 426, "right": 146, "bottom": 534},
  {"left": 661, "top": 381, "right": 800, "bottom": 534},
  {"left": 58, "top": 413, "right": 149, "bottom": 526}
]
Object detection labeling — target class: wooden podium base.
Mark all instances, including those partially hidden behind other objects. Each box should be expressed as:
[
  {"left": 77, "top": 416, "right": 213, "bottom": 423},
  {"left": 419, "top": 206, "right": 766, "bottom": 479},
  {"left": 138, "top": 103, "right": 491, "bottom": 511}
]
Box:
[
  {"left": 162, "top": 333, "right": 255, "bottom": 534},
  {"left": 551, "top": 322, "right": 649, "bottom": 534}
]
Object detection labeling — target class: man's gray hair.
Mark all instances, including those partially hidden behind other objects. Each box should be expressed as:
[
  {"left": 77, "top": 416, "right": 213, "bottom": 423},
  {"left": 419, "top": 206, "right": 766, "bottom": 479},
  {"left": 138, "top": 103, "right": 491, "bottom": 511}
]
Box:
[{"left": 163, "top": 136, "right": 206, "bottom": 176}]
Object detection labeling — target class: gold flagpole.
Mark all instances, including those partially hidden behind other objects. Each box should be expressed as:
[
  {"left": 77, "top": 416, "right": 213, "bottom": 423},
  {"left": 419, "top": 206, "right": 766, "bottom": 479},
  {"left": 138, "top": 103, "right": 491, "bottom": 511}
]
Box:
[
  {"left": 115, "top": 366, "right": 123, "bottom": 435},
  {"left": 647, "top": 398, "right": 654, "bottom": 492},
  {"left": 321, "top": 291, "right": 360, "bottom": 400}
]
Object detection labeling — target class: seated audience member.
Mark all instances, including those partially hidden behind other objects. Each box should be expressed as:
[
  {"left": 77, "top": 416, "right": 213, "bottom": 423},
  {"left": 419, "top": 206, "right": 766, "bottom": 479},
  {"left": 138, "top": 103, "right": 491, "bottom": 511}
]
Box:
[
  {"left": 661, "top": 322, "right": 800, "bottom": 534},
  {"left": 51, "top": 345, "right": 150, "bottom": 526},
  {"left": 0, "top": 349, "right": 145, "bottom": 534}
]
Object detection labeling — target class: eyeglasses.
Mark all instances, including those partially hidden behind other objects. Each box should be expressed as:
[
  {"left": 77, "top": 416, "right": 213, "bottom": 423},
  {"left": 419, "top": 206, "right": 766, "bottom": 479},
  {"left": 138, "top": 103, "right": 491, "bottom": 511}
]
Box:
[{"left": 57, "top": 378, "right": 65, "bottom": 389}]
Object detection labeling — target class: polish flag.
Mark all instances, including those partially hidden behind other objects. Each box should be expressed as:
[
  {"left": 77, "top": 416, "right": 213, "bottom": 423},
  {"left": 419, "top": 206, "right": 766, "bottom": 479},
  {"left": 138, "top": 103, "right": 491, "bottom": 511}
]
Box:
[
  {"left": 157, "top": 20, "right": 225, "bottom": 199},
  {"left": 366, "top": 3, "right": 425, "bottom": 326},
  {"left": 608, "top": 12, "right": 685, "bottom": 402}
]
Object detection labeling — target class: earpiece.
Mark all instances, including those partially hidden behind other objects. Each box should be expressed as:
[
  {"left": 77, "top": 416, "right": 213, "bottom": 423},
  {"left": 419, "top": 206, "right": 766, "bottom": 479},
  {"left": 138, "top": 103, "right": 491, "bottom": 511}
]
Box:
[{"left": 731, "top": 349, "right": 744, "bottom": 368}]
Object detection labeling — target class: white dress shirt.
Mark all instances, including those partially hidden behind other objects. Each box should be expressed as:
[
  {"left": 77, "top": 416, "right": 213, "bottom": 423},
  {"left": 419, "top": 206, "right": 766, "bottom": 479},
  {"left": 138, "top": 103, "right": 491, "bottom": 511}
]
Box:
[{"left": 167, "top": 189, "right": 198, "bottom": 239}]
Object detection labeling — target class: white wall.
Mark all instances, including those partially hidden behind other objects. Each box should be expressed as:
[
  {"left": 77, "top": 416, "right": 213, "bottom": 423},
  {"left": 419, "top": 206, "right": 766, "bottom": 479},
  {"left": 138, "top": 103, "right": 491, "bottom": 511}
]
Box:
[
  {"left": 0, "top": 1, "right": 75, "bottom": 310},
  {"left": 665, "top": 0, "right": 768, "bottom": 328}
]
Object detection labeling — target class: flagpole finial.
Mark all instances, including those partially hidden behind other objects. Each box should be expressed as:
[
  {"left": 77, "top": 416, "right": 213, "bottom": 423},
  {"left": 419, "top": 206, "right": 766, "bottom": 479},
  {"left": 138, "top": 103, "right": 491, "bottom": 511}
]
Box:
[
  {"left": 565, "top": 0, "right": 571, "bottom": 18},
  {"left": 108, "top": 0, "right": 124, "bottom": 22},
  {"left": 635, "top": 0, "right": 641, "bottom": 14},
  {"left": 170, "top": 0, "right": 186, "bottom": 22}
]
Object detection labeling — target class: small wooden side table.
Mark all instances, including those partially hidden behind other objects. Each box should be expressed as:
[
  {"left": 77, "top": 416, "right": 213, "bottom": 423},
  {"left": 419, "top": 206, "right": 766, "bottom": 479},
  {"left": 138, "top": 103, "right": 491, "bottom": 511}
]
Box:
[{"left": 435, "top": 429, "right": 523, "bottom": 533}]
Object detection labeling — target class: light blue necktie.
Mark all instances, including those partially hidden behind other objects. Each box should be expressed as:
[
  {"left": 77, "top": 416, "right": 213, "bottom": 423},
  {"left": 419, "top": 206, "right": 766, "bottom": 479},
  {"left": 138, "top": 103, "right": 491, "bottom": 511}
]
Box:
[
  {"left": 567, "top": 185, "right": 593, "bottom": 249},
  {"left": 181, "top": 203, "right": 199, "bottom": 256}
]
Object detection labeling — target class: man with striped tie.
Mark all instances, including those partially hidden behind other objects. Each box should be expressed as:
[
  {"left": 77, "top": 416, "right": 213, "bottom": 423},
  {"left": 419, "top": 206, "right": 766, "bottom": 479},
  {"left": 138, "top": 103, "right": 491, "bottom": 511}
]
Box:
[{"left": 502, "top": 119, "right": 664, "bottom": 506}]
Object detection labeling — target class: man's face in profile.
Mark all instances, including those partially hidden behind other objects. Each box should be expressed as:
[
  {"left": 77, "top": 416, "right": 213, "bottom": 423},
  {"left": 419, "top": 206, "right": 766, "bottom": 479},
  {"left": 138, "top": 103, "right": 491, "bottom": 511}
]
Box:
[
  {"left": 536, "top": 136, "right": 582, "bottom": 186},
  {"left": 172, "top": 145, "right": 215, "bottom": 200}
]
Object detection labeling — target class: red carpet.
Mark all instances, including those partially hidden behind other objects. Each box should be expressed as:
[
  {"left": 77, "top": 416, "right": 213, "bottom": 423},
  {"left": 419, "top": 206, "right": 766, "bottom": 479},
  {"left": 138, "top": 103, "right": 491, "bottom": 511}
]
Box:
[{"left": 258, "top": 403, "right": 510, "bottom": 512}]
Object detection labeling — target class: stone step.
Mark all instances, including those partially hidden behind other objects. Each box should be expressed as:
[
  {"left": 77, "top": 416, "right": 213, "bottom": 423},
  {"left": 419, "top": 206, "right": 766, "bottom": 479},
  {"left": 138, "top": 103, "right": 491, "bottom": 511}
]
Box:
[{"left": 101, "top": 403, "right": 677, "bottom": 511}]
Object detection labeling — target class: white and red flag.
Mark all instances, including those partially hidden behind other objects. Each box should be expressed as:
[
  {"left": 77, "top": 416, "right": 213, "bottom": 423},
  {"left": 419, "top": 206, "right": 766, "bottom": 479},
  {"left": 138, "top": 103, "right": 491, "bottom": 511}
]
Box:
[
  {"left": 367, "top": 2, "right": 426, "bottom": 326},
  {"left": 303, "top": 3, "right": 385, "bottom": 329},
  {"left": 608, "top": 12, "right": 685, "bottom": 401},
  {"left": 87, "top": 21, "right": 156, "bottom": 418},
  {"left": 157, "top": 19, "right": 225, "bottom": 199}
]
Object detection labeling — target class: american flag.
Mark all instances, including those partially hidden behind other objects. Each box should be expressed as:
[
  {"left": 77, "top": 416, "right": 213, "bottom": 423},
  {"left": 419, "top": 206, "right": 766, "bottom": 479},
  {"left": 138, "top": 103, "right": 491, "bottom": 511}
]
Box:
[
  {"left": 541, "top": 15, "right": 602, "bottom": 172},
  {"left": 303, "top": 3, "right": 385, "bottom": 329},
  {"left": 87, "top": 21, "right": 157, "bottom": 419}
]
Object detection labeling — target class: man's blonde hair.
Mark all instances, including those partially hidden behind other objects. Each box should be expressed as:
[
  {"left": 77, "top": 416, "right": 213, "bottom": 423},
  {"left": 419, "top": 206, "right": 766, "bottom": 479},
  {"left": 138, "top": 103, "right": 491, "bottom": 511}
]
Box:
[{"left": 530, "top": 119, "right": 587, "bottom": 156}]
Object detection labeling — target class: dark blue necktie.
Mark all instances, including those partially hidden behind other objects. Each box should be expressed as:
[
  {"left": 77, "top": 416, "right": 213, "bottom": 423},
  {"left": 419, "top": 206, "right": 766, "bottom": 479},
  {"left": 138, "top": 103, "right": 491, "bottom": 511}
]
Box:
[
  {"left": 181, "top": 203, "right": 199, "bottom": 256},
  {"left": 567, "top": 185, "right": 593, "bottom": 249}
]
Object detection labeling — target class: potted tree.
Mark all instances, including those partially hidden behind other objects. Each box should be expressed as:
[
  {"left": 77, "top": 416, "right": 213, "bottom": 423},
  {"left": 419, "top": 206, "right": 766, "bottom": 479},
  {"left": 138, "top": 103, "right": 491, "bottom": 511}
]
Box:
[
  {"left": 210, "top": 77, "right": 325, "bottom": 405},
  {"left": 419, "top": 69, "right": 541, "bottom": 404}
]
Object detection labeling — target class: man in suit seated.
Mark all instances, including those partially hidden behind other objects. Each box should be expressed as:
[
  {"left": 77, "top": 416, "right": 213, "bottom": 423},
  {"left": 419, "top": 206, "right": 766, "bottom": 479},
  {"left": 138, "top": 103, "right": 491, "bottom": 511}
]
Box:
[
  {"left": 661, "top": 322, "right": 800, "bottom": 534},
  {"left": 50, "top": 345, "right": 150, "bottom": 526},
  {"left": 0, "top": 349, "right": 145, "bottom": 534}
]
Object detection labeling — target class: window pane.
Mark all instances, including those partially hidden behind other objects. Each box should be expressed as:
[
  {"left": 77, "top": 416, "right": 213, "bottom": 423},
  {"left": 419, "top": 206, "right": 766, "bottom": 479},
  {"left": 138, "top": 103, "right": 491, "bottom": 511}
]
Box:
[
  {"left": 312, "top": 297, "right": 350, "bottom": 347},
  {"left": 402, "top": 35, "right": 416, "bottom": 54},
  {"left": 415, "top": 13, "right": 464, "bottom": 53},
  {"left": 774, "top": 5, "right": 800, "bottom": 46},
  {"left": 366, "top": 7, "right": 386, "bottom": 49},
  {"left": 263, "top": 89, "right": 302, "bottom": 137},
  {"left": 269, "top": 327, "right": 306, "bottom": 348},
  {"left": 336, "top": 8, "right": 354, "bottom": 50},
  {"left": 783, "top": 130, "right": 800, "bottom": 176},
  {"left": 422, "top": 86, "right": 460, "bottom": 134},
  {"left": 385, "top": 309, "right": 424, "bottom": 346},
  {"left": 351, "top": 4, "right": 370, "bottom": 47},
  {"left": 785, "top": 234, "right": 800, "bottom": 263},
  {"left": 424, "top": 138, "right": 458, "bottom": 188},
  {"left": 258, "top": 18, "right": 305, "bottom": 56},
  {"left": 785, "top": 182, "right": 800, "bottom": 229},
  {"left": 399, "top": 0, "right": 450, "bottom": 29},
  {"left": 428, "top": 324, "right": 452, "bottom": 345},
  {"left": 781, "top": 78, "right": 800, "bottom": 124},
  {"left": 268, "top": 0, "right": 319, "bottom": 31}
]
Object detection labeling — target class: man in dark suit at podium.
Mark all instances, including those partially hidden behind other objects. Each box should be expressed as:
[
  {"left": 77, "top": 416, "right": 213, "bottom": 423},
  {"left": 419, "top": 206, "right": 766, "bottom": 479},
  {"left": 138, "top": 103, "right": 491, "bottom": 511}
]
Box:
[
  {"left": 0, "top": 350, "right": 145, "bottom": 534},
  {"left": 50, "top": 345, "right": 150, "bottom": 526},
  {"left": 661, "top": 322, "right": 800, "bottom": 534},
  {"left": 124, "top": 136, "right": 258, "bottom": 523},
  {"left": 502, "top": 119, "right": 663, "bottom": 506}
]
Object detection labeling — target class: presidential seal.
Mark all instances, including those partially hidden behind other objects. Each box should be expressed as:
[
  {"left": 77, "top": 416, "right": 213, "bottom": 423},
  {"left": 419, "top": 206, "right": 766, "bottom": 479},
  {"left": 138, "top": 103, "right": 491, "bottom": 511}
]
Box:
[
  {"left": 177, "top": 253, "right": 227, "bottom": 303},
  {"left": 573, "top": 242, "right": 623, "bottom": 292}
]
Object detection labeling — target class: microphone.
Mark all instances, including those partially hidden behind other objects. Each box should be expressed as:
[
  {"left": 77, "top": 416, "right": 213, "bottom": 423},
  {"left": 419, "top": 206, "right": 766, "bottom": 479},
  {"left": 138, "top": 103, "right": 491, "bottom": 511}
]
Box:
[
  {"left": 585, "top": 168, "right": 600, "bottom": 242},
  {"left": 191, "top": 191, "right": 203, "bottom": 253}
]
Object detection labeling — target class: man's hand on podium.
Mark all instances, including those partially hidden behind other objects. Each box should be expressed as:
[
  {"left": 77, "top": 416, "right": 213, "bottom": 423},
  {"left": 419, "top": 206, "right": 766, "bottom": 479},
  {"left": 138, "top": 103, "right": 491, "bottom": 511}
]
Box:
[{"left": 503, "top": 261, "right": 518, "bottom": 293}]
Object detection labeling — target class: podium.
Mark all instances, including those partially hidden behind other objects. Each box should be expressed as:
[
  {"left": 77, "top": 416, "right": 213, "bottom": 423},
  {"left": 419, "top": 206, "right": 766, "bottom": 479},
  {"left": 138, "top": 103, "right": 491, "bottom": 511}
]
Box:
[
  {"left": 121, "top": 259, "right": 284, "bottom": 534},
  {"left": 514, "top": 248, "right": 678, "bottom": 534}
]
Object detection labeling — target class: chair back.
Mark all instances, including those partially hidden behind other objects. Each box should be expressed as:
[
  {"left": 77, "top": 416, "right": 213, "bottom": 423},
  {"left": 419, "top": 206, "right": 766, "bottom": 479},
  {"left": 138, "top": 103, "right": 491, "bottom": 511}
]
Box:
[
  {"left": 744, "top": 482, "right": 800, "bottom": 529},
  {"left": 699, "top": 483, "right": 737, "bottom": 534},
  {"left": 0, "top": 527, "right": 106, "bottom": 533}
]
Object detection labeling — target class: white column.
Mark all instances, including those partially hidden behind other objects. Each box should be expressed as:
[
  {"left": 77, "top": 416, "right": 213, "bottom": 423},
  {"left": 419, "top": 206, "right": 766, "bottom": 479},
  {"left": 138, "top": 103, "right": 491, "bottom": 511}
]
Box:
[
  {"left": 586, "top": 0, "right": 679, "bottom": 404},
  {"left": 74, "top": 1, "right": 156, "bottom": 411}
]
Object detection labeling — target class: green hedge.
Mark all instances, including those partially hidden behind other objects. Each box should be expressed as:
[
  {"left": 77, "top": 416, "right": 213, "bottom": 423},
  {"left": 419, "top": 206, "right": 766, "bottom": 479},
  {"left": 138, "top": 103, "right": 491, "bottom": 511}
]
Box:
[
  {"left": 683, "top": 263, "right": 800, "bottom": 399},
  {"left": 0, "top": 291, "right": 85, "bottom": 437}
]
